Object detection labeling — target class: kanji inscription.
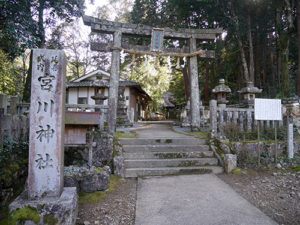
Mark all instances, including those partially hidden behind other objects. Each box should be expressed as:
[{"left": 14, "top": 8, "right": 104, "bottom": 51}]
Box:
[
  {"left": 36, "top": 125, "right": 55, "bottom": 143},
  {"left": 28, "top": 49, "right": 66, "bottom": 199},
  {"left": 35, "top": 153, "right": 53, "bottom": 169}
]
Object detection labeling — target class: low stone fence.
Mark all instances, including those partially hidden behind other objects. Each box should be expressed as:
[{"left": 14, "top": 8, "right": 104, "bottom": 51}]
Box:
[
  {"left": 212, "top": 137, "right": 300, "bottom": 168},
  {"left": 0, "top": 114, "right": 29, "bottom": 147},
  {"left": 209, "top": 100, "right": 284, "bottom": 134}
]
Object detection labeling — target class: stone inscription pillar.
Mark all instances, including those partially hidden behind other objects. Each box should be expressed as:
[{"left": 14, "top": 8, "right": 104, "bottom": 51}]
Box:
[
  {"left": 189, "top": 38, "right": 201, "bottom": 130},
  {"left": 28, "top": 49, "right": 66, "bottom": 199},
  {"left": 108, "top": 31, "right": 122, "bottom": 135}
]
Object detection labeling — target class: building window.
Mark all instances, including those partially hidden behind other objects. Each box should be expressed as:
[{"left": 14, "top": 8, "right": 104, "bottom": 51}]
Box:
[
  {"left": 78, "top": 97, "right": 87, "bottom": 104},
  {"left": 126, "top": 96, "right": 129, "bottom": 100}
]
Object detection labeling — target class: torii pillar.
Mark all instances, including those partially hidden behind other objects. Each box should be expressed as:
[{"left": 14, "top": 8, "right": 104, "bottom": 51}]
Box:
[
  {"left": 189, "top": 38, "right": 201, "bottom": 131},
  {"left": 108, "top": 31, "right": 122, "bottom": 135}
]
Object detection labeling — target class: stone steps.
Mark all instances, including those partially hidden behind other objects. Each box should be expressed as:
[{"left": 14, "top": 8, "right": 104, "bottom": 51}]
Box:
[
  {"left": 124, "top": 151, "right": 214, "bottom": 159},
  {"left": 125, "top": 158, "right": 218, "bottom": 168},
  {"left": 119, "top": 138, "right": 206, "bottom": 146},
  {"left": 125, "top": 166, "right": 223, "bottom": 178},
  {"left": 122, "top": 145, "right": 209, "bottom": 152},
  {"left": 122, "top": 136, "right": 223, "bottom": 178}
]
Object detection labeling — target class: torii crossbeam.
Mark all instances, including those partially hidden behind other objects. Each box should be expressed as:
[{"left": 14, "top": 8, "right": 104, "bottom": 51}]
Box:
[{"left": 83, "top": 15, "right": 222, "bottom": 133}]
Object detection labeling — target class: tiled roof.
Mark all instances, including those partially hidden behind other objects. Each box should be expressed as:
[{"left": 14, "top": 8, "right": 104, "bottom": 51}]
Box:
[{"left": 66, "top": 80, "right": 152, "bottom": 101}]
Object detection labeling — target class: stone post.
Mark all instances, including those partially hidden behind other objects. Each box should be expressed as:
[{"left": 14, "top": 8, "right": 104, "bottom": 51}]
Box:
[
  {"left": 287, "top": 114, "right": 294, "bottom": 158},
  {"left": 189, "top": 38, "right": 201, "bottom": 131},
  {"left": 0, "top": 94, "right": 8, "bottom": 115},
  {"left": 28, "top": 49, "right": 66, "bottom": 199},
  {"left": 224, "top": 154, "right": 237, "bottom": 173},
  {"left": 9, "top": 96, "right": 18, "bottom": 115},
  {"left": 246, "top": 110, "right": 252, "bottom": 131},
  {"left": 0, "top": 109, "right": 3, "bottom": 148},
  {"left": 108, "top": 31, "right": 122, "bottom": 135},
  {"left": 239, "top": 112, "right": 244, "bottom": 131},
  {"left": 209, "top": 100, "right": 217, "bottom": 135}
]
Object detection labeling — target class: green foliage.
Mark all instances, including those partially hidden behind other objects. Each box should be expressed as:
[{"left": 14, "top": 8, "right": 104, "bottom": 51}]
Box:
[
  {"left": 0, "top": 50, "right": 26, "bottom": 96},
  {"left": 123, "top": 57, "right": 172, "bottom": 110},
  {"left": 168, "top": 71, "right": 186, "bottom": 105},
  {"left": 291, "top": 166, "right": 300, "bottom": 172},
  {"left": 0, "top": 0, "right": 85, "bottom": 58},
  {"left": 0, "top": 137, "right": 28, "bottom": 207}
]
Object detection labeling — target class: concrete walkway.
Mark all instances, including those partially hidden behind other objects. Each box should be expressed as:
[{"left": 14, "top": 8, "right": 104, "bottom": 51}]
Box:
[
  {"left": 133, "top": 122, "right": 190, "bottom": 138},
  {"left": 135, "top": 174, "right": 277, "bottom": 225}
]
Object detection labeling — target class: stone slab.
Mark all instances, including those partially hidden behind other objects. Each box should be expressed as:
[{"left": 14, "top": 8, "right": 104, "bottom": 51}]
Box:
[
  {"left": 135, "top": 174, "right": 277, "bottom": 225},
  {"left": 28, "top": 49, "right": 66, "bottom": 199},
  {"left": 9, "top": 187, "right": 78, "bottom": 225}
]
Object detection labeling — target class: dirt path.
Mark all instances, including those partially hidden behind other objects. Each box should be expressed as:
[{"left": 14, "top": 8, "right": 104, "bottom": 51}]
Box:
[
  {"left": 218, "top": 170, "right": 300, "bottom": 225},
  {"left": 76, "top": 178, "right": 137, "bottom": 225}
]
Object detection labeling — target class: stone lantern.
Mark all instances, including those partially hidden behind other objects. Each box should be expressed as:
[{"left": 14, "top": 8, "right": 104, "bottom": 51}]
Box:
[
  {"left": 212, "top": 79, "right": 231, "bottom": 108},
  {"left": 239, "top": 81, "right": 262, "bottom": 108}
]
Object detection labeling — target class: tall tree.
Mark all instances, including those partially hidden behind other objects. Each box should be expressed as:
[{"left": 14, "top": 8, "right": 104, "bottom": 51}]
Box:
[{"left": 0, "top": 0, "right": 85, "bottom": 58}]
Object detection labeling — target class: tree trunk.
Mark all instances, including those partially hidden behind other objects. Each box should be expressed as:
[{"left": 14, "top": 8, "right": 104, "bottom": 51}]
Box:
[
  {"left": 280, "top": 34, "right": 290, "bottom": 98},
  {"left": 237, "top": 38, "right": 250, "bottom": 82},
  {"left": 37, "top": 0, "right": 45, "bottom": 48},
  {"left": 248, "top": 14, "right": 255, "bottom": 83},
  {"left": 297, "top": 0, "right": 300, "bottom": 96}
]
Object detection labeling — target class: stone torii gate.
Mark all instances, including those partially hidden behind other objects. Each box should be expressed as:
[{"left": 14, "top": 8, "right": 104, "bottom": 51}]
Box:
[{"left": 83, "top": 15, "right": 222, "bottom": 133}]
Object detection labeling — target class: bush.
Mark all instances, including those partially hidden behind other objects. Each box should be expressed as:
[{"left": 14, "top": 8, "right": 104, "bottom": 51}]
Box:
[{"left": 0, "top": 136, "right": 28, "bottom": 208}]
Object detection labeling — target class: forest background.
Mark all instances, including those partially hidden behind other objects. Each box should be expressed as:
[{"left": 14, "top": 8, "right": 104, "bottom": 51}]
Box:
[{"left": 1, "top": 0, "right": 300, "bottom": 110}]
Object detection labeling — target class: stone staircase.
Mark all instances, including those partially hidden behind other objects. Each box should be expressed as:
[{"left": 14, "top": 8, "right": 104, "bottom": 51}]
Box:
[{"left": 119, "top": 137, "right": 223, "bottom": 177}]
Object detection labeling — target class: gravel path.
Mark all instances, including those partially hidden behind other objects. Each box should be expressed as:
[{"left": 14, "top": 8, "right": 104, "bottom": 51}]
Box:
[
  {"left": 218, "top": 170, "right": 300, "bottom": 225},
  {"left": 76, "top": 178, "right": 137, "bottom": 225}
]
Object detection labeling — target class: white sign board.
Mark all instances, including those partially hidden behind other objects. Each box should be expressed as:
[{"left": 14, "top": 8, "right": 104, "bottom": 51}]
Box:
[{"left": 254, "top": 98, "right": 282, "bottom": 121}]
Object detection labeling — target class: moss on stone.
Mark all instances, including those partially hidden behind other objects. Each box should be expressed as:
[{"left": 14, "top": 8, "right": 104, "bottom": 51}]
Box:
[
  {"left": 155, "top": 139, "right": 161, "bottom": 143},
  {"left": 43, "top": 213, "right": 58, "bottom": 225},
  {"left": 95, "top": 167, "right": 104, "bottom": 173},
  {"left": 0, "top": 206, "right": 40, "bottom": 225},
  {"left": 155, "top": 152, "right": 188, "bottom": 159}
]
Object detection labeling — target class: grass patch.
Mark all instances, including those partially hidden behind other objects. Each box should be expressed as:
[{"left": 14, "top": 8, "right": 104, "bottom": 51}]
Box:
[
  {"left": 116, "top": 131, "right": 137, "bottom": 138},
  {"left": 107, "top": 175, "right": 123, "bottom": 193},
  {"left": 78, "top": 175, "right": 123, "bottom": 204},
  {"left": 78, "top": 191, "right": 107, "bottom": 205},
  {"left": 291, "top": 166, "right": 300, "bottom": 172},
  {"left": 188, "top": 131, "right": 209, "bottom": 139},
  {"left": 231, "top": 168, "right": 249, "bottom": 175}
]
